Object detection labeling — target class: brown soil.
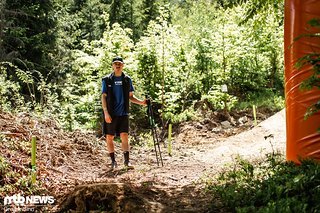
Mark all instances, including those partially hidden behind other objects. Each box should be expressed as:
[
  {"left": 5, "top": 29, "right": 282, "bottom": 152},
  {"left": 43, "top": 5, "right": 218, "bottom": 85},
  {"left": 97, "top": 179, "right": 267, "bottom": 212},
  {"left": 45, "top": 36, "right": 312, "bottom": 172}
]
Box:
[{"left": 0, "top": 109, "right": 286, "bottom": 212}]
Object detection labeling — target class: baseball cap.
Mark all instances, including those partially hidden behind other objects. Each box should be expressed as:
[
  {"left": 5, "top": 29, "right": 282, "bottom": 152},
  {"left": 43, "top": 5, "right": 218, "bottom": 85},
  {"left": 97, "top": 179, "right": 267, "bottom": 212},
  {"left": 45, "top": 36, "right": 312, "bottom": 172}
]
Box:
[{"left": 112, "top": 56, "right": 124, "bottom": 64}]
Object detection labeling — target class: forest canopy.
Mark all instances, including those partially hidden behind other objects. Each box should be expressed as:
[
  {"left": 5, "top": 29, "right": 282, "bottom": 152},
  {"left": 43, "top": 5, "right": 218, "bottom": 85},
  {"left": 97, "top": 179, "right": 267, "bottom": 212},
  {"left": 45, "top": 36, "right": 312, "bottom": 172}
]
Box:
[{"left": 0, "top": 0, "right": 284, "bottom": 130}]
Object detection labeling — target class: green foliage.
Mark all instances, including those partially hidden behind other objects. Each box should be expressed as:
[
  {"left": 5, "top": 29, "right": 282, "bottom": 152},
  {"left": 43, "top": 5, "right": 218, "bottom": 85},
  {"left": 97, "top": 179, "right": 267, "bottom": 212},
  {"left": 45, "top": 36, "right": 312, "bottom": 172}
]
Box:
[
  {"left": 237, "top": 89, "right": 285, "bottom": 111},
  {"left": 135, "top": 6, "right": 193, "bottom": 122},
  {"left": 0, "top": 62, "right": 61, "bottom": 115},
  {"left": 1, "top": 0, "right": 58, "bottom": 78},
  {"left": 0, "top": 0, "right": 285, "bottom": 130},
  {"left": 208, "top": 153, "right": 320, "bottom": 212},
  {"left": 173, "top": 1, "right": 283, "bottom": 99},
  {"left": 164, "top": 107, "right": 198, "bottom": 124},
  {"left": 202, "top": 86, "right": 238, "bottom": 111},
  {"left": 0, "top": 64, "right": 24, "bottom": 111},
  {"left": 136, "top": 45, "right": 160, "bottom": 99}
]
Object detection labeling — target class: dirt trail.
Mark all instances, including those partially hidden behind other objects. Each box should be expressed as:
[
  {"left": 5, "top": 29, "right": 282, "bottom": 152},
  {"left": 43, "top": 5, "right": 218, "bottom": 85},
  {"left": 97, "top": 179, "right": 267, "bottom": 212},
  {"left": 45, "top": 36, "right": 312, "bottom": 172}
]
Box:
[
  {"left": 0, "top": 109, "right": 286, "bottom": 212},
  {"left": 196, "top": 109, "right": 286, "bottom": 169},
  {"left": 55, "top": 110, "right": 286, "bottom": 212}
]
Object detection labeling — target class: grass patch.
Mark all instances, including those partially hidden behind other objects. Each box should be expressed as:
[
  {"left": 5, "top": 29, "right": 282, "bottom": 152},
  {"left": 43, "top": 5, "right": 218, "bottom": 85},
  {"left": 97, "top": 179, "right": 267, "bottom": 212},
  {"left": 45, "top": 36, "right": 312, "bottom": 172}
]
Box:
[
  {"left": 207, "top": 153, "right": 320, "bottom": 212},
  {"left": 236, "top": 90, "right": 285, "bottom": 112}
]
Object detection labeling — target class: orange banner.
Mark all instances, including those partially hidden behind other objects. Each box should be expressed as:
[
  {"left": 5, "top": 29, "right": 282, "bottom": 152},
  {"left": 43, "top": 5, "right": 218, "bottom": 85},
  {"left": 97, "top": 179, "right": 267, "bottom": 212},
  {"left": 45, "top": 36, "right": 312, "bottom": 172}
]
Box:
[{"left": 284, "top": 0, "right": 320, "bottom": 163}]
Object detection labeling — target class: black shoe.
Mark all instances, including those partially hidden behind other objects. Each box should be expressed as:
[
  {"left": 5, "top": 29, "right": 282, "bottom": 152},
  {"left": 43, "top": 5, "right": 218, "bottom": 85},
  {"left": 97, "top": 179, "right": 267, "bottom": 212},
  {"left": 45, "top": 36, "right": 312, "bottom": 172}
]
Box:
[
  {"left": 124, "top": 161, "right": 134, "bottom": 169},
  {"left": 111, "top": 161, "right": 118, "bottom": 170}
]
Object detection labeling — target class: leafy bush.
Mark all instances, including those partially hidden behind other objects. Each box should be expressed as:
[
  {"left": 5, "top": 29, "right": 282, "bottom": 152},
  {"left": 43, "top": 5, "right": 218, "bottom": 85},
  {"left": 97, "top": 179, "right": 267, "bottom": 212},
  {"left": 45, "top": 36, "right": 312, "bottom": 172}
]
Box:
[
  {"left": 0, "top": 64, "right": 25, "bottom": 111},
  {"left": 164, "top": 107, "right": 199, "bottom": 124},
  {"left": 201, "top": 86, "right": 238, "bottom": 111},
  {"left": 207, "top": 153, "right": 320, "bottom": 212},
  {"left": 236, "top": 89, "right": 285, "bottom": 111}
]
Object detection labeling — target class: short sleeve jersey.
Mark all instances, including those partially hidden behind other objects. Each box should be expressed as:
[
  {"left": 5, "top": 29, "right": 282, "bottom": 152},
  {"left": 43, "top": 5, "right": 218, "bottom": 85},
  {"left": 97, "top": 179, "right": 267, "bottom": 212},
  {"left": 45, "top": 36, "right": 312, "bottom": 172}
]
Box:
[{"left": 102, "top": 75, "right": 134, "bottom": 116}]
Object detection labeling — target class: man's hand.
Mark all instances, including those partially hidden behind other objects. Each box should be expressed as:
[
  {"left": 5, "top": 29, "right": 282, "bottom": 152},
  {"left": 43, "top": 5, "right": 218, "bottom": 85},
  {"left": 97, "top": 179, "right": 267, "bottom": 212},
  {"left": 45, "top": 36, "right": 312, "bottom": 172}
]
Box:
[
  {"left": 104, "top": 112, "right": 112, "bottom": 123},
  {"left": 142, "top": 99, "right": 148, "bottom": 106},
  {"left": 129, "top": 93, "right": 148, "bottom": 106}
]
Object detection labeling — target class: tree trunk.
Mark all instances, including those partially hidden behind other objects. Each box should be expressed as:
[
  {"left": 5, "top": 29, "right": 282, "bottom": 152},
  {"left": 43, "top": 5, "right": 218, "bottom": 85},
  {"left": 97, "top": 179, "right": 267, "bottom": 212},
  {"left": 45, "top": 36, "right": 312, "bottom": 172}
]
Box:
[{"left": 0, "top": 0, "right": 5, "bottom": 60}]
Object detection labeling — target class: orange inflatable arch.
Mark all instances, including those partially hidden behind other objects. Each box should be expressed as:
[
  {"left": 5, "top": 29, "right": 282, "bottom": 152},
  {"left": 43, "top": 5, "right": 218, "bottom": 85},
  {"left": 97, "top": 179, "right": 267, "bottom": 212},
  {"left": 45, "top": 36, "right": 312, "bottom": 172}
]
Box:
[{"left": 285, "top": 0, "right": 320, "bottom": 163}]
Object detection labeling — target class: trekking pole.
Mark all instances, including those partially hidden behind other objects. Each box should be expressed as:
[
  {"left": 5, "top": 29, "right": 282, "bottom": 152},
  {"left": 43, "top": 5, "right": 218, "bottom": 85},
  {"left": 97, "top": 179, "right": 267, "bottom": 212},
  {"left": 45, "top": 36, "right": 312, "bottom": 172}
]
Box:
[{"left": 146, "top": 96, "right": 164, "bottom": 167}]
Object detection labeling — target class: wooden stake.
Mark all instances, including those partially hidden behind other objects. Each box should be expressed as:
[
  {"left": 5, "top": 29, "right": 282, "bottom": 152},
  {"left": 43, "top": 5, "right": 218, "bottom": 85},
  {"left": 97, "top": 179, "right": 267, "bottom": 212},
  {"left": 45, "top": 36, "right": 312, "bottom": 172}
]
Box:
[
  {"left": 168, "top": 123, "right": 172, "bottom": 156},
  {"left": 31, "top": 136, "right": 36, "bottom": 184},
  {"left": 253, "top": 105, "right": 257, "bottom": 126}
]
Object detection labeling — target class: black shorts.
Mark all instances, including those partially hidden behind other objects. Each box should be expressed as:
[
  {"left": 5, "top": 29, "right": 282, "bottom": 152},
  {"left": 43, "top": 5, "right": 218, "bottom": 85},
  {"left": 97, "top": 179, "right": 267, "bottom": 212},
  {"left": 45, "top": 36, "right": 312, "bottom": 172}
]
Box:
[{"left": 106, "top": 115, "right": 129, "bottom": 136}]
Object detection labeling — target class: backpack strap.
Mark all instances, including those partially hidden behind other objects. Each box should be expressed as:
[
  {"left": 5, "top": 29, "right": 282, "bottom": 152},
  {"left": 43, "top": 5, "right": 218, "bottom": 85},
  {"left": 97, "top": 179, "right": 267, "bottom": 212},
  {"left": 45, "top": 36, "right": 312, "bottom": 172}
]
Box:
[
  {"left": 102, "top": 73, "right": 115, "bottom": 117},
  {"left": 102, "top": 73, "right": 113, "bottom": 87},
  {"left": 122, "top": 73, "right": 130, "bottom": 114}
]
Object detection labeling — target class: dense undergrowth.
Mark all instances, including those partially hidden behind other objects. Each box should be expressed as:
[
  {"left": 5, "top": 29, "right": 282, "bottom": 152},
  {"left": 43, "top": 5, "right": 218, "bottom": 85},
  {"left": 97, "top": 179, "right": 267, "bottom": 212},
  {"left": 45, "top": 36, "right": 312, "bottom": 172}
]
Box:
[{"left": 207, "top": 153, "right": 320, "bottom": 213}]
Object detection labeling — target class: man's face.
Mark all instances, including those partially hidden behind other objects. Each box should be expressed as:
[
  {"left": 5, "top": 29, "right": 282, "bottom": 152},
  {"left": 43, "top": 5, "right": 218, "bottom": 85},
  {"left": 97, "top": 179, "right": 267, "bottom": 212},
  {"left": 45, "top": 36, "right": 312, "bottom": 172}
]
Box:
[{"left": 112, "top": 62, "right": 124, "bottom": 72}]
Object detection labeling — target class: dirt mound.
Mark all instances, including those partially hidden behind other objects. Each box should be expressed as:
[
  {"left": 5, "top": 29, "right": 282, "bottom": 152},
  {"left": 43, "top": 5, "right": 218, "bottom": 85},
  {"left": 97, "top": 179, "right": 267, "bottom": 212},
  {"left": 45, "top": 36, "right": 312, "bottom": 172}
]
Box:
[
  {"left": 0, "top": 111, "right": 102, "bottom": 204},
  {"left": 174, "top": 108, "right": 276, "bottom": 146},
  {"left": 58, "top": 182, "right": 211, "bottom": 213},
  {"left": 58, "top": 183, "right": 147, "bottom": 213}
]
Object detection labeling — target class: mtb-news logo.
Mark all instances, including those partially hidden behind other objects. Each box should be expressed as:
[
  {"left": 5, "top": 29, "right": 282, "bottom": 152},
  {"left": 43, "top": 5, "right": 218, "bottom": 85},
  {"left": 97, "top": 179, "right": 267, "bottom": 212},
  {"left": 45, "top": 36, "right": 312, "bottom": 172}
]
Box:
[{"left": 3, "top": 194, "right": 55, "bottom": 211}]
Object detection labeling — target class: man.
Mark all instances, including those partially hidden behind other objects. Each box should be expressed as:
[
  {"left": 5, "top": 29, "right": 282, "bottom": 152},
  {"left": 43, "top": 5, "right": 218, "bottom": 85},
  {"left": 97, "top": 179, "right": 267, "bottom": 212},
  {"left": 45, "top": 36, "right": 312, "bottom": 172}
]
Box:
[{"left": 101, "top": 56, "right": 146, "bottom": 169}]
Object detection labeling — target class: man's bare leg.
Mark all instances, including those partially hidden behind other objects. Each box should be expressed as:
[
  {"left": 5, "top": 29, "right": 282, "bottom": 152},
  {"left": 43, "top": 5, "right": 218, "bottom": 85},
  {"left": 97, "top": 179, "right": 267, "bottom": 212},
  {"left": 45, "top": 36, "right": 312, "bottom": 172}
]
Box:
[{"left": 120, "top": 132, "right": 129, "bottom": 151}]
